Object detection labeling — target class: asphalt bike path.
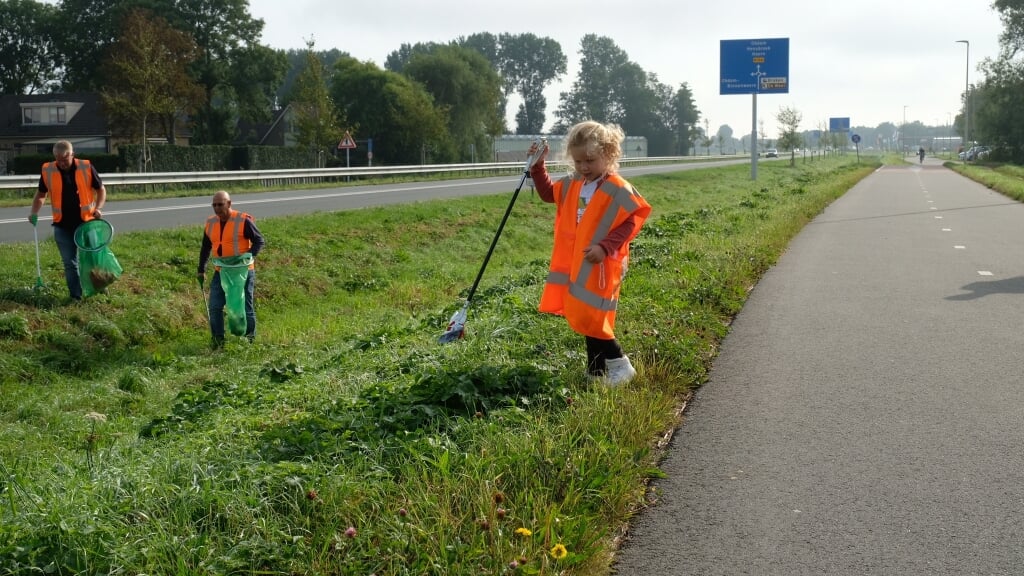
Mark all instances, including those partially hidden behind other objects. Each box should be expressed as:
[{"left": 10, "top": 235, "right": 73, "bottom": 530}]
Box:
[{"left": 613, "top": 158, "right": 1024, "bottom": 575}]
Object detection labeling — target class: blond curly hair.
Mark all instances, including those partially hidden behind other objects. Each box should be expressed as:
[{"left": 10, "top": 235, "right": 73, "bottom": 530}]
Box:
[{"left": 562, "top": 121, "right": 625, "bottom": 173}]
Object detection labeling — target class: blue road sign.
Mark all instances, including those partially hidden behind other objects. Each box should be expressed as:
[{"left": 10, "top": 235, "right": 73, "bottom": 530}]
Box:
[
  {"left": 851, "top": 134, "right": 861, "bottom": 144},
  {"left": 830, "top": 117, "right": 851, "bottom": 132},
  {"left": 720, "top": 38, "right": 790, "bottom": 95}
]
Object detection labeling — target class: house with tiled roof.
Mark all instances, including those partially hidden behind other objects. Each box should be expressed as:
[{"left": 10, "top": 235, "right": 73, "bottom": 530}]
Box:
[{"left": 0, "top": 93, "right": 114, "bottom": 153}]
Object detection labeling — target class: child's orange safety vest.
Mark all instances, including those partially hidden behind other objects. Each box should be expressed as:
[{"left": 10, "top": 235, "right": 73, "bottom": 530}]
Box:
[{"left": 538, "top": 172, "right": 651, "bottom": 339}]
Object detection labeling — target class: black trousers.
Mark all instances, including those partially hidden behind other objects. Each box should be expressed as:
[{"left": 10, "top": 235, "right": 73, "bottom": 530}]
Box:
[{"left": 585, "top": 336, "right": 624, "bottom": 376}]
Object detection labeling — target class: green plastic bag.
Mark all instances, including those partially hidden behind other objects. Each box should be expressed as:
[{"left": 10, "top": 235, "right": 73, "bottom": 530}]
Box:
[
  {"left": 79, "top": 247, "right": 123, "bottom": 297},
  {"left": 74, "top": 220, "right": 122, "bottom": 297},
  {"left": 213, "top": 253, "right": 253, "bottom": 336}
]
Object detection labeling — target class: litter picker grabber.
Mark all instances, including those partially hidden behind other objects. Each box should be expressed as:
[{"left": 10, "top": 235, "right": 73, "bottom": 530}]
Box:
[
  {"left": 32, "top": 221, "right": 44, "bottom": 290},
  {"left": 439, "top": 139, "right": 546, "bottom": 344},
  {"left": 198, "top": 275, "right": 209, "bottom": 316}
]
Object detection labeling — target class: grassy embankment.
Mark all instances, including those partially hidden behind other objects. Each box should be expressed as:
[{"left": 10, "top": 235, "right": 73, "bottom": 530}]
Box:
[
  {"left": 0, "top": 155, "right": 878, "bottom": 574},
  {"left": 947, "top": 160, "right": 1024, "bottom": 200}
]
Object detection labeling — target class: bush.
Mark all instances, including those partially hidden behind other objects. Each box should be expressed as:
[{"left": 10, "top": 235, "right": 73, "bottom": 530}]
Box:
[{"left": 10, "top": 152, "right": 119, "bottom": 175}]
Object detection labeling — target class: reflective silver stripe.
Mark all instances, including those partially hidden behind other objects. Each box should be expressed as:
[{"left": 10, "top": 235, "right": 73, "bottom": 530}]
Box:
[
  {"left": 557, "top": 176, "right": 574, "bottom": 206},
  {"left": 568, "top": 282, "right": 618, "bottom": 311},
  {"left": 229, "top": 214, "right": 245, "bottom": 254},
  {"left": 42, "top": 162, "right": 97, "bottom": 217},
  {"left": 571, "top": 260, "right": 618, "bottom": 311},
  {"left": 76, "top": 163, "right": 95, "bottom": 212},
  {"left": 206, "top": 213, "right": 247, "bottom": 257},
  {"left": 42, "top": 164, "right": 61, "bottom": 218},
  {"left": 565, "top": 178, "right": 642, "bottom": 313},
  {"left": 205, "top": 216, "right": 218, "bottom": 243},
  {"left": 546, "top": 271, "right": 570, "bottom": 285},
  {"left": 41, "top": 163, "right": 58, "bottom": 189}
]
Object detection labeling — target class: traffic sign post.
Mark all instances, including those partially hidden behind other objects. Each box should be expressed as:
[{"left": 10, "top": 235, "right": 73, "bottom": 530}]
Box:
[
  {"left": 337, "top": 132, "right": 356, "bottom": 150},
  {"left": 851, "top": 133, "right": 861, "bottom": 163},
  {"left": 720, "top": 38, "right": 790, "bottom": 181},
  {"left": 338, "top": 131, "right": 356, "bottom": 175},
  {"left": 830, "top": 117, "right": 851, "bottom": 154}
]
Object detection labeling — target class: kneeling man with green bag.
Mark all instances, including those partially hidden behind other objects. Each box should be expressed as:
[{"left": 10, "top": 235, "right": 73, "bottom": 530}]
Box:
[{"left": 197, "top": 191, "right": 265, "bottom": 348}]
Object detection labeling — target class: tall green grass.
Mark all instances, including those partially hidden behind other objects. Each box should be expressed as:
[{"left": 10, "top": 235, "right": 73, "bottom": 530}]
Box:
[
  {"left": 947, "top": 161, "right": 1024, "bottom": 201},
  {"left": 0, "top": 157, "right": 878, "bottom": 574}
]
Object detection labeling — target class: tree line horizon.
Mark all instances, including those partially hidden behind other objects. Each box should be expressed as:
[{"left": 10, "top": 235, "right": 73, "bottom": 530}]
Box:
[{"left": 4, "top": 0, "right": 1023, "bottom": 164}]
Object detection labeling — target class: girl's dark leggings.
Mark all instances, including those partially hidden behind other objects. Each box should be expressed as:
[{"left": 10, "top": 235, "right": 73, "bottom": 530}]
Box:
[{"left": 585, "top": 336, "right": 624, "bottom": 376}]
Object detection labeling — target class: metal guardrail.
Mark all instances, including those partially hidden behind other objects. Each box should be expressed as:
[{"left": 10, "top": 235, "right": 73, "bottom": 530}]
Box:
[{"left": 0, "top": 156, "right": 718, "bottom": 190}]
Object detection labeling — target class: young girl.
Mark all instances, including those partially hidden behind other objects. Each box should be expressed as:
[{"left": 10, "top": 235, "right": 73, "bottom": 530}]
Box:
[{"left": 528, "top": 121, "right": 651, "bottom": 385}]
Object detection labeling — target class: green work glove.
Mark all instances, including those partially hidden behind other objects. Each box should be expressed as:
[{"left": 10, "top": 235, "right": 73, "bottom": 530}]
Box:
[{"left": 28, "top": 213, "right": 37, "bottom": 226}]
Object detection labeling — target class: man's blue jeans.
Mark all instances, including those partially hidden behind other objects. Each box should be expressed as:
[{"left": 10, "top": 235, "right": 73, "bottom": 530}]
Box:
[
  {"left": 208, "top": 269, "right": 256, "bottom": 341},
  {"left": 53, "top": 226, "right": 82, "bottom": 300}
]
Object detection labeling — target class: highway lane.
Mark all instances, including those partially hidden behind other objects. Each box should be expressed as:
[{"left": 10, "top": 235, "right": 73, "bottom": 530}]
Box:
[{"left": 0, "top": 158, "right": 751, "bottom": 244}]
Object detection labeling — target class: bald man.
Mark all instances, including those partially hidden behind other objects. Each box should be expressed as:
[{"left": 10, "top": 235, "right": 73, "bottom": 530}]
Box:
[{"left": 197, "top": 191, "right": 265, "bottom": 348}]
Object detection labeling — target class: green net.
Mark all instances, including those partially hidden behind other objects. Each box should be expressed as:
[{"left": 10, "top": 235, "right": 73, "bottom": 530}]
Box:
[
  {"left": 75, "top": 220, "right": 121, "bottom": 297},
  {"left": 213, "top": 253, "right": 253, "bottom": 336},
  {"left": 74, "top": 219, "right": 113, "bottom": 251}
]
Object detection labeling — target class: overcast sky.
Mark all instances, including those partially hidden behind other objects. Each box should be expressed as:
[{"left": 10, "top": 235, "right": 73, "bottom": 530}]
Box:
[{"left": 248, "top": 0, "right": 1005, "bottom": 139}]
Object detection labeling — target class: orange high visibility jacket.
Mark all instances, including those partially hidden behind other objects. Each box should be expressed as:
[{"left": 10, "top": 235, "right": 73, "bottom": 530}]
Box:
[
  {"left": 205, "top": 210, "right": 256, "bottom": 270},
  {"left": 40, "top": 159, "right": 98, "bottom": 224},
  {"left": 538, "top": 172, "right": 651, "bottom": 339}
]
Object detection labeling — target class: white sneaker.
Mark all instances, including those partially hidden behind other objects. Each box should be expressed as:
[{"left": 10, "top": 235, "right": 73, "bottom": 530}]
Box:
[{"left": 604, "top": 356, "right": 636, "bottom": 385}]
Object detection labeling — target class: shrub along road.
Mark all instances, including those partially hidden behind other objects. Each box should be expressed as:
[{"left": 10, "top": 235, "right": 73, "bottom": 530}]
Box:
[{"left": 614, "top": 157, "right": 1024, "bottom": 574}]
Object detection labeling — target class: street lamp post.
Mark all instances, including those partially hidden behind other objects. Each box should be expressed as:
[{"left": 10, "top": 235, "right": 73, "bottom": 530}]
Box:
[{"left": 956, "top": 40, "right": 970, "bottom": 155}]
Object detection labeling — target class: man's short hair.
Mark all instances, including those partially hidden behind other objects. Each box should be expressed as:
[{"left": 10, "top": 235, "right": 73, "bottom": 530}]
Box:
[{"left": 53, "top": 140, "right": 73, "bottom": 156}]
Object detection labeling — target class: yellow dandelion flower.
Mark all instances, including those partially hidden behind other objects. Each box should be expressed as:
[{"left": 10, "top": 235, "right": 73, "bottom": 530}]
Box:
[
  {"left": 514, "top": 527, "right": 533, "bottom": 537},
  {"left": 550, "top": 543, "right": 568, "bottom": 559}
]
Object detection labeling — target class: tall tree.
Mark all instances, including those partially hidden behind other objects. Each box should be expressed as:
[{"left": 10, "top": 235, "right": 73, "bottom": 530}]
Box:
[
  {"left": 152, "top": 0, "right": 286, "bottom": 144},
  {"left": 227, "top": 43, "right": 289, "bottom": 124},
  {"left": 495, "top": 33, "right": 566, "bottom": 134},
  {"left": 51, "top": 0, "right": 130, "bottom": 91},
  {"left": 0, "top": 0, "right": 59, "bottom": 94},
  {"left": 278, "top": 47, "right": 348, "bottom": 105},
  {"left": 674, "top": 83, "right": 701, "bottom": 155},
  {"left": 776, "top": 106, "right": 804, "bottom": 159},
  {"left": 403, "top": 44, "right": 504, "bottom": 162},
  {"left": 330, "top": 56, "right": 448, "bottom": 165},
  {"left": 50, "top": 0, "right": 286, "bottom": 144},
  {"left": 554, "top": 34, "right": 632, "bottom": 128},
  {"left": 973, "top": 58, "right": 1023, "bottom": 161},
  {"left": 456, "top": 33, "right": 508, "bottom": 138},
  {"left": 994, "top": 0, "right": 1024, "bottom": 57},
  {"left": 971, "top": 0, "right": 1024, "bottom": 162},
  {"left": 100, "top": 7, "right": 203, "bottom": 167},
  {"left": 384, "top": 41, "right": 443, "bottom": 74},
  {"left": 290, "top": 41, "right": 344, "bottom": 159},
  {"left": 554, "top": 35, "right": 681, "bottom": 155}
]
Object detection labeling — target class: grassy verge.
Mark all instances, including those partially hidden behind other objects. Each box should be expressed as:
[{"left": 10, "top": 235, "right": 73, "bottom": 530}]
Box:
[
  {"left": 946, "top": 161, "right": 1024, "bottom": 200},
  {"left": 0, "top": 156, "right": 878, "bottom": 574}
]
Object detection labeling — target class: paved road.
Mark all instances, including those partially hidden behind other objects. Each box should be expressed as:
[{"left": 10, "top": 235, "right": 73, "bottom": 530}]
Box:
[
  {"left": 0, "top": 158, "right": 752, "bottom": 244},
  {"left": 613, "top": 158, "right": 1024, "bottom": 575}
]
